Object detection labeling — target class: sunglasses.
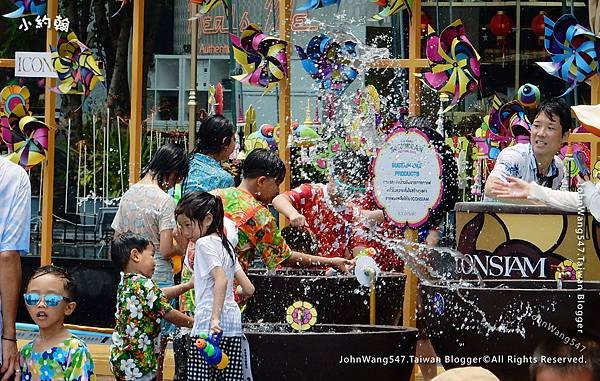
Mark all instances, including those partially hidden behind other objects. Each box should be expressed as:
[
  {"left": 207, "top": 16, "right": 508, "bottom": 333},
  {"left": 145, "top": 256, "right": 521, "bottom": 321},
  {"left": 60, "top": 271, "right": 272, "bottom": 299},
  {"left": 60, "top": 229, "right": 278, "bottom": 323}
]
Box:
[{"left": 23, "top": 293, "right": 72, "bottom": 307}]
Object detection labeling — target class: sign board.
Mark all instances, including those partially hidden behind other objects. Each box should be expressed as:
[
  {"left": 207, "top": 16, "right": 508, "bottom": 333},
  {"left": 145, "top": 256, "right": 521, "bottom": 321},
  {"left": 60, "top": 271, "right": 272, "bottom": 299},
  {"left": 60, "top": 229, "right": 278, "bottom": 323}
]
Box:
[
  {"left": 372, "top": 128, "right": 443, "bottom": 228},
  {"left": 15, "top": 52, "right": 57, "bottom": 78}
]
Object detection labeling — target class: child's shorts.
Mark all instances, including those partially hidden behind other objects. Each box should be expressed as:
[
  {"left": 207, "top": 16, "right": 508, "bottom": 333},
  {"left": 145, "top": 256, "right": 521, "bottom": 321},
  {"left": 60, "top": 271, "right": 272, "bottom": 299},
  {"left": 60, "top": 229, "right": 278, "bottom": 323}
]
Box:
[{"left": 187, "top": 335, "right": 244, "bottom": 381}]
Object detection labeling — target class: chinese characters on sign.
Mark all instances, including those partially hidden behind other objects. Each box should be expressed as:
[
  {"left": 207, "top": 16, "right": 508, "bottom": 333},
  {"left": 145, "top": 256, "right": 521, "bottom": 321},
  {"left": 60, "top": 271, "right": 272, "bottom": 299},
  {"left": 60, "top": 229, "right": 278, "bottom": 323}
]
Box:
[{"left": 18, "top": 15, "right": 70, "bottom": 32}]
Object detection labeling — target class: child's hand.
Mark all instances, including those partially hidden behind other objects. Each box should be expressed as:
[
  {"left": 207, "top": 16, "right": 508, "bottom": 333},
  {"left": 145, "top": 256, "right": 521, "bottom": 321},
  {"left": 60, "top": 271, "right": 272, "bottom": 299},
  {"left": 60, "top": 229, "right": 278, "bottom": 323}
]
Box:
[
  {"left": 289, "top": 213, "right": 307, "bottom": 227},
  {"left": 210, "top": 318, "right": 222, "bottom": 334}
]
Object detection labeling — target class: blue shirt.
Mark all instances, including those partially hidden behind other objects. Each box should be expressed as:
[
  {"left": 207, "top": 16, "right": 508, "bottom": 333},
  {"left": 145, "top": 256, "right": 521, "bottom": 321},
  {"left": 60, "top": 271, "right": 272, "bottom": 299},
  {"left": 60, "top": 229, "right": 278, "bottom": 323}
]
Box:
[{"left": 183, "top": 153, "right": 234, "bottom": 194}]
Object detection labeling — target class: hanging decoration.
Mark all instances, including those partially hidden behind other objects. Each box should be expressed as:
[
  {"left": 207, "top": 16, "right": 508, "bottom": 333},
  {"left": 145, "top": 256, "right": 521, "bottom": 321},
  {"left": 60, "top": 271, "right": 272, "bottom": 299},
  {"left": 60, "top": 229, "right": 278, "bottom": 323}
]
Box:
[
  {"left": 0, "top": 85, "right": 30, "bottom": 116},
  {"left": 537, "top": 14, "right": 600, "bottom": 96},
  {"left": 3, "top": 0, "right": 46, "bottom": 18},
  {"left": 190, "top": 0, "right": 229, "bottom": 15},
  {"left": 285, "top": 301, "right": 318, "bottom": 331},
  {"left": 416, "top": 19, "right": 481, "bottom": 112},
  {"left": 244, "top": 124, "right": 279, "bottom": 153},
  {"left": 296, "top": 0, "right": 340, "bottom": 11},
  {"left": 295, "top": 34, "right": 359, "bottom": 94},
  {"left": 230, "top": 24, "right": 288, "bottom": 93},
  {"left": 50, "top": 32, "right": 105, "bottom": 96},
  {"left": 489, "top": 11, "right": 513, "bottom": 54},
  {"left": 370, "top": 0, "right": 413, "bottom": 22},
  {"left": 0, "top": 104, "right": 50, "bottom": 169},
  {"left": 531, "top": 11, "right": 546, "bottom": 46},
  {"left": 516, "top": 83, "right": 540, "bottom": 108}
]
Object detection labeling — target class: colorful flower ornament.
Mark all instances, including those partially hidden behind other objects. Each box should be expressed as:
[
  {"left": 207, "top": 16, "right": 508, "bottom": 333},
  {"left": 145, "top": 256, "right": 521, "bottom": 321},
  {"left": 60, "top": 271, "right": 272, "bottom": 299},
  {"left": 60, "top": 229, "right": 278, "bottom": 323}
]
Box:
[
  {"left": 190, "top": 0, "right": 229, "bottom": 15},
  {"left": 0, "top": 104, "right": 50, "bottom": 169},
  {"left": 286, "top": 301, "right": 318, "bottom": 331},
  {"left": 296, "top": 0, "right": 341, "bottom": 11},
  {"left": 3, "top": 0, "right": 46, "bottom": 18},
  {"left": 432, "top": 292, "right": 445, "bottom": 315},
  {"left": 416, "top": 19, "right": 481, "bottom": 112},
  {"left": 0, "top": 85, "right": 30, "bottom": 117},
  {"left": 230, "top": 24, "right": 289, "bottom": 94},
  {"left": 371, "top": 0, "right": 413, "bottom": 21},
  {"left": 295, "top": 34, "right": 359, "bottom": 94},
  {"left": 537, "top": 14, "right": 600, "bottom": 96},
  {"left": 50, "top": 32, "right": 105, "bottom": 96},
  {"left": 555, "top": 260, "right": 578, "bottom": 280}
]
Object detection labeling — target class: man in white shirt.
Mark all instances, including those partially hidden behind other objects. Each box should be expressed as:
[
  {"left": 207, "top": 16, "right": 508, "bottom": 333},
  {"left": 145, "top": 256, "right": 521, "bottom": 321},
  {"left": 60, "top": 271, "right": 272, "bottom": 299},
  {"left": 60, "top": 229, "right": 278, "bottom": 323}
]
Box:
[{"left": 0, "top": 156, "right": 31, "bottom": 380}]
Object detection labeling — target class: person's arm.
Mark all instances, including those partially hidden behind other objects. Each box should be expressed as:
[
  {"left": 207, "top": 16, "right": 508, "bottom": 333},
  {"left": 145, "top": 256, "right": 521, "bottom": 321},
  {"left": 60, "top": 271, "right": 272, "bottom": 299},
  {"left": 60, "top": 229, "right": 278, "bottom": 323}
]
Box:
[
  {"left": 281, "top": 252, "right": 355, "bottom": 273},
  {"left": 164, "top": 309, "right": 195, "bottom": 328},
  {"left": 272, "top": 194, "right": 307, "bottom": 227},
  {"left": 359, "top": 209, "right": 385, "bottom": 223},
  {"left": 0, "top": 251, "right": 20, "bottom": 380},
  {"left": 234, "top": 269, "right": 255, "bottom": 304},
  {"left": 582, "top": 181, "right": 600, "bottom": 221},
  {"left": 209, "top": 267, "right": 227, "bottom": 333},
  {"left": 158, "top": 197, "right": 182, "bottom": 259},
  {"left": 484, "top": 175, "right": 506, "bottom": 197},
  {"left": 161, "top": 280, "right": 194, "bottom": 299},
  {"left": 489, "top": 176, "right": 581, "bottom": 211},
  {"left": 484, "top": 147, "right": 523, "bottom": 199}
]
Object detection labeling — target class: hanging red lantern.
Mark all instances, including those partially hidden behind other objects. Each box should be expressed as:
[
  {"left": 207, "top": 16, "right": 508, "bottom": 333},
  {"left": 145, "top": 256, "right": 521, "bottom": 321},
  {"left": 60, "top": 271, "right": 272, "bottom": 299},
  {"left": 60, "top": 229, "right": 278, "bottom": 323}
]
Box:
[
  {"left": 531, "top": 11, "right": 546, "bottom": 45},
  {"left": 490, "top": 11, "right": 513, "bottom": 43},
  {"left": 421, "top": 11, "right": 431, "bottom": 34}
]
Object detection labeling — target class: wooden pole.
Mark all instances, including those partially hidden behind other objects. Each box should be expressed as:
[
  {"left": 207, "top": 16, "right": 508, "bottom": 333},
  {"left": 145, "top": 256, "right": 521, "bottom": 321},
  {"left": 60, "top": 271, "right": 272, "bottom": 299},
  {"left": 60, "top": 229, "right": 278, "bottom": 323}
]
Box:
[
  {"left": 403, "top": 228, "right": 419, "bottom": 381},
  {"left": 188, "top": 3, "right": 199, "bottom": 154},
  {"left": 40, "top": 0, "right": 58, "bottom": 265},
  {"left": 408, "top": 0, "right": 422, "bottom": 116},
  {"left": 278, "top": 0, "right": 292, "bottom": 225},
  {"left": 129, "top": 0, "right": 145, "bottom": 184},
  {"left": 0, "top": 59, "right": 15, "bottom": 68}
]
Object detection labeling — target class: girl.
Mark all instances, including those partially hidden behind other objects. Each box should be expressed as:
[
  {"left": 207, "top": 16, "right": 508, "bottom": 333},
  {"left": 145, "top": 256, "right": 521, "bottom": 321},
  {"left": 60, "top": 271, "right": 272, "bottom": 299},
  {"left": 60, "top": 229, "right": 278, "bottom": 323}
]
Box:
[
  {"left": 19, "top": 265, "right": 95, "bottom": 380},
  {"left": 175, "top": 191, "right": 254, "bottom": 381}
]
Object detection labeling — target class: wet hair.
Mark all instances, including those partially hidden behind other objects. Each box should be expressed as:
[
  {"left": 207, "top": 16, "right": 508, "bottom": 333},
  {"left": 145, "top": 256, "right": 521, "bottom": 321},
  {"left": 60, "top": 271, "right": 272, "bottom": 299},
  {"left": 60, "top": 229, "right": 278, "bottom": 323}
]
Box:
[
  {"left": 175, "top": 191, "right": 235, "bottom": 265},
  {"left": 331, "top": 150, "right": 370, "bottom": 189},
  {"left": 193, "top": 115, "right": 235, "bottom": 155},
  {"left": 141, "top": 143, "right": 189, "bottom": 187},
  {"left": 110, "top": 232, "right": 152, "bottom": 271},
  {"left": 28, "top": 265, "right": 76, "bottom": 300},
  {"left": 534, "top": 98, "right": 572, "bottom": 135},
  {"left": 530, "top": 334, "right": 600, "bottom": 381},
  {"left": 241, "top": 148, "right": 286, "bottom": 183}
]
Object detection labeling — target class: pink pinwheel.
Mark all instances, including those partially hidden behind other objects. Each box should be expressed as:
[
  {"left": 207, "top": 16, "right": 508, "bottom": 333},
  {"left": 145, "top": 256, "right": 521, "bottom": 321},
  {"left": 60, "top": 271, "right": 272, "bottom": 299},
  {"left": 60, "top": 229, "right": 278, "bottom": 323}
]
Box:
[{"left": 1, "top": 104, "right": 49, "bottom": 169}]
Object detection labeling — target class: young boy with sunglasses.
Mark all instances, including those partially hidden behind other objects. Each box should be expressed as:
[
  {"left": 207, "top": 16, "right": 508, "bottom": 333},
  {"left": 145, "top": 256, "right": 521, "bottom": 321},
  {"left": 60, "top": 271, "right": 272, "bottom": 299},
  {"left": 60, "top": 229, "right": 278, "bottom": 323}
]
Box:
[{"left": 19, "top": 265, "right": 96, "bottom": 380}]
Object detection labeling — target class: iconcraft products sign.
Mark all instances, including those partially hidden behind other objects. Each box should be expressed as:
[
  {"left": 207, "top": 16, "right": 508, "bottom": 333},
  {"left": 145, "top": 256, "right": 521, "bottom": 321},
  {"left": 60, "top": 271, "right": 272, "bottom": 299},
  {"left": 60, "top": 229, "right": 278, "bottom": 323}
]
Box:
[{"left": 373, "top": 128, "right": 443, "bottom": 228}]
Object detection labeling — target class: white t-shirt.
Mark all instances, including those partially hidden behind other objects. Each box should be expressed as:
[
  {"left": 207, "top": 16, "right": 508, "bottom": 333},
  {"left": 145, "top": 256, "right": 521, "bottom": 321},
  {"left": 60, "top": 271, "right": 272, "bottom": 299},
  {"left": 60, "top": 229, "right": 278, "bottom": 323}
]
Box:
[{"left": 191, "top": 218, "right": 243, "bottom": 337}]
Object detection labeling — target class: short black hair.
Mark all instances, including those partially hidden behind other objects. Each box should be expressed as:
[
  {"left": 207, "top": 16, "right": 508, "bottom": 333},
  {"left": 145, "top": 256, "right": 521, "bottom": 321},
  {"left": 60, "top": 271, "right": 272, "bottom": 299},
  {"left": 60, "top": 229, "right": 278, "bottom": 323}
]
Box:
[
  {"left": 28, "top": 265, "right": 76, "bottom": 300},
  {"left": 241, "top": 148, "right": 286, "bottom": 183},
  {"left": 194, "top": 115, "right": 235, "bottom": 155},
  {"left": 535, "top": 98, "right": 572, "bottom": 135},
  {"left": 530, "top": 334, "right": 600, "bottom": 381},
  {"left": 331, "top": 150, "right": 370, "bottom": 188},
  {"left": 141, "top": 143, "right": 189, "bottom": 187},
  {"left": 110, "top": 232, "right": 152, "bottom": 271}
]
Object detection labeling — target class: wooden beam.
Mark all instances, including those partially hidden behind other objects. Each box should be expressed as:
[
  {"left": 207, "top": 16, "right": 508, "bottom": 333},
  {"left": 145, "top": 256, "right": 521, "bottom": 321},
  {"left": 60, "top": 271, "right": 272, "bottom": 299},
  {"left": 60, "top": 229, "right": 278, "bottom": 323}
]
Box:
[
  {"left": 40, "top": 0, "right": 58, "bottom": 265},
  {"left": 0, "top": 59, "right": 15, "bottom": 68},
  {"left": 408, "top": 0, "right": 422, "bottom": 116},
  {"left": 129, "top": 0, "right": 144, "bottom": 184},
  {"left": 278, "top": 0, "right": 292, "bottom": 227},
  {"left": 591, "top": 76, "right": 600, "bottom": 105}
]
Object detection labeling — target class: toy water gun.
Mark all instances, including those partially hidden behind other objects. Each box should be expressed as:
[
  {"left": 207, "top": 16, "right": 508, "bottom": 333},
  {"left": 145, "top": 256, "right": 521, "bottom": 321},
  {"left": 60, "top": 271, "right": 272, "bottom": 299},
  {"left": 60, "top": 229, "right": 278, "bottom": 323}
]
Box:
[{"left": 195, "top": 331, "right": 229, "bottom": 369}]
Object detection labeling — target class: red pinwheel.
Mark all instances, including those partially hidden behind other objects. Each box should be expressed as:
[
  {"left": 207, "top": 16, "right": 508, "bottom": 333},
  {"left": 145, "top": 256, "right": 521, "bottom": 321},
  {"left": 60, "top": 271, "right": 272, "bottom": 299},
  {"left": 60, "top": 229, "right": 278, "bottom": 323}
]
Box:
[
  {"left": 1, "top": 104, "right": 49, "bottom": 169},
  {"left": 295, "top": 34, "right": 359, "bottom": 94},
  {"left": 416, "top": 19, "right": 481, "bottom": 112},
  {"left": 230, "top": 24, "right": 289, "bottom": 93},
  {"left": 537, "top": 14, "right": 600, "bottom": 95},
  {"left": 3, "top": 0, "right": 46, "bottom": 18}
]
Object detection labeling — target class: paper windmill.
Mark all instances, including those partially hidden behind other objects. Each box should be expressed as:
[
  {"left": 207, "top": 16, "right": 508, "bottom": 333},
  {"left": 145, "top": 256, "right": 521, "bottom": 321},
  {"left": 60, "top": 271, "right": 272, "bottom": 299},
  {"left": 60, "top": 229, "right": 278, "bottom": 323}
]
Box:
[
  {"left": 51, "top": 32, "right": 105, "bottom": 96},
  {"left": 285, "top": 301, "right": 317, "bottom": 331},
  {"left": 487, "top": 96, "right": 531, "bottom": 146},
  {"left": 1, "top": 104, "right": 49, "bottom": 169},
  {"left": 295, "top": 34, "right": 359, "bottom": 94},
  {"left": 190, "top": 0, "right": 228, "bottom": 15},
  {"left": 3, "top": 0, "right": 46, "bottom": 18},
  {"left": 416, "top": 19, "right": 481, "bottom": 112},
  {"left": 559, "top": 142, "right": 590, "bottom": 177},
  {"left": 207, "top": 83, "right": 224, "bottom": 116},
  {"left": 230, "top": 24, "right": 288, "bottom": 93},
  {"left": 0, "top": 85, "right": 30, "bottom": 117},
  {"left": 297, "top": 0, "right": 340, "bottom": 11},
  {"left": 537, "top": 15, "right": 600, "bottom": 96},
  {"left": 371, "top": 0, "right": 413, "bottom": 21}
]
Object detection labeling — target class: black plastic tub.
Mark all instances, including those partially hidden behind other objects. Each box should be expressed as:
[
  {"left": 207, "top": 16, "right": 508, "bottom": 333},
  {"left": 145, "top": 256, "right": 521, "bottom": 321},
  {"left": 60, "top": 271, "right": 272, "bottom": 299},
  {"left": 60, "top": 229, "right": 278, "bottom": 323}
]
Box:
[
  {"left": 421, "top": 280, "right": 600, "bottom": 381},
  {"left": 244, "top": 323, "right": 418, "bottom": 381},
  {"left": 245, "top": 269, "right": 406, "bottom": 325}
]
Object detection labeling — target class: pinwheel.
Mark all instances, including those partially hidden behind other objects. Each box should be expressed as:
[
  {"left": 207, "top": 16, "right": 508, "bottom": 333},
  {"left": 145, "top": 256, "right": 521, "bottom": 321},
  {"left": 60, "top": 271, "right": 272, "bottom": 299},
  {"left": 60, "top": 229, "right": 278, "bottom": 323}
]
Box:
[
  {"left": 487, "top": 97, "right": 531, "bottom": 146},
  {"left": 371, "top": 0, "right": 413, "bottom": 22},
  {"left": 230, "top": 24, "right": 288, "bottom": 93},
  {"left": 537, "top": 14, "right": 600, "bottom": 96},
  {"left": 0, "top": 104, "right": 49, "bottom": 169},
  {"left": 295, "top": 34, "right": 358, "bottom": 94},
  {"left": 0, "top": 85, "right": 30, "bottom": 117},
  {"left": 559, "top": 142, "right": 590, "bottom": 177},
  {"left": 207, "top": 83, "right": 224, "bottom": 116},
  {"left": 51, "top": 32, "right": 105, "bottom": 96},
  {"left": 286, "top": 301, "right": 317, "bottom": 331},
  {"left": 3, "top": 0, "right": 46, "bottom": 18},
  {"left": 416, "top": 20, "right": 481, "bottom": 112},
  {"left": 297, "top": 0, "right": 340, "bottom": 11},
  {"left": 191, "top": 0, "right": 228, "bottom": 15}
]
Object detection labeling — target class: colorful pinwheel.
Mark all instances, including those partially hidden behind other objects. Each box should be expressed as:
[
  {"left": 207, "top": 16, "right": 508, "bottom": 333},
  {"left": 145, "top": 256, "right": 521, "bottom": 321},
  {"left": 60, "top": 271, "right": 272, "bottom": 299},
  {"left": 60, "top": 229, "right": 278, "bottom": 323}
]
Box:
[
  {"left": 230, "top": 24, "right": 288, "bottom": 93},
  {"left": 0, "top": 85, "right": 30, "bottom": 117},
  {"left": 285, "top": 301, "right": 318, "bottom": 331},
  {"left": 297, "top": 0, "right": 340, "bottom": 11},
  {"left": 0, "top": 104, "right": 49, "bottom": 169},
  {"left": 416, "top": 20, "right": 481, "bottom": 112},
  {"left": 3, "top": 0, "right": 46, "bottom": 18},
  {"left": 51, "top": 32, "right": 105, "bottom": 96},
  {"left": 190, "top": 0, "right": 228, "bottom": 15},
  {"left": 487, "top": 96, "right": 531, "bottom": 146},
  {"left": 537, "top": 14, "right": 600, "bottom": 95},
  {"left": 295, "top": 34, "right": 358, "bottom": 94},
  {"left": 371, "top": 0, "right": 413, "bottom": 21}
]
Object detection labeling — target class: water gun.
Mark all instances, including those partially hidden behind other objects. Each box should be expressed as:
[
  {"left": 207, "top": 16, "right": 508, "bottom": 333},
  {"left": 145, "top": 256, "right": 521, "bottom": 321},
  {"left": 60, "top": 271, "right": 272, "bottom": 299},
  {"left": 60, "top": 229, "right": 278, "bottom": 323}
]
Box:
[{"left": 195, "top": 331, "right": 229, "bottom": 369}]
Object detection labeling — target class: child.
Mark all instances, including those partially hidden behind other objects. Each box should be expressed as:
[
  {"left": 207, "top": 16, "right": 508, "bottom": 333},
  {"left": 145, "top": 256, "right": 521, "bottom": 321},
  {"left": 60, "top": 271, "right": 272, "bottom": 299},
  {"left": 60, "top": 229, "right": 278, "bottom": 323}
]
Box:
[
  {"left": 109, "top": 232, "right": 195, "bottom": 381},
  {"left": 175, "top": 191, "right": 254, "bottom": 380},
  {"left": 19, "top": 265, "right": 95, "bottom": 380}
]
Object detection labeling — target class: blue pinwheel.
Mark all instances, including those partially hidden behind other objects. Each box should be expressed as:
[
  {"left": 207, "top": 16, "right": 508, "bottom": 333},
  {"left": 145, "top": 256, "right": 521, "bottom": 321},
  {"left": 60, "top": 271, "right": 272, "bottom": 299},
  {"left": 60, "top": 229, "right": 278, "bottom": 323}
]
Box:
[
  {"left": 3, "top": 0, "right": 45, "bottom": 18},
  {"left": 537, "top": 14, "right": 600, "bottom": 95},
  {"left": 295, "top": 34, "right": 358, "bottom": 94},
  {"left": 296, "top": 0, "right": 341, "bottom": 11}
]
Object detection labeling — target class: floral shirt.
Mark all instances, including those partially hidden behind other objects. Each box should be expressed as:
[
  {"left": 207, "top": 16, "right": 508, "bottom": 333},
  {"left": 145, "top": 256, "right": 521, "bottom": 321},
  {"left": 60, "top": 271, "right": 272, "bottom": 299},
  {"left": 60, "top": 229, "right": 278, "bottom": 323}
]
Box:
[
  {"left": 109, "top": 273, "right": 173, "bottom": 380},
  {"left": 19, "top": 335, "right": 95, "bottom": 381},
  {"left": 183, "top": 153, "right": 234, "bottom": 195},
  {"left": 211, "top": 187, "right": 292, "bottom": 272}
]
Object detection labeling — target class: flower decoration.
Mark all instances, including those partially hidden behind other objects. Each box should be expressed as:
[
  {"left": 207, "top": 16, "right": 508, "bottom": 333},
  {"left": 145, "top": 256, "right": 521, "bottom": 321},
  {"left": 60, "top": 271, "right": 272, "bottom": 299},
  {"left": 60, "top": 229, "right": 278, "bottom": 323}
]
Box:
[
  {"left": 286, "top": 301, "right": 318, "bottom": 331},
  {"left": 295, "top": 34, "right": 359, "bottom": 94},
  {"left": 416, "top": 19, "right": 481, "bottom": 112},
  {"left": 230, "top": 24, "right": 289, "bottom": 93},
  {"left": 555, "top": 260, "right": 578, "bottom": 280}
]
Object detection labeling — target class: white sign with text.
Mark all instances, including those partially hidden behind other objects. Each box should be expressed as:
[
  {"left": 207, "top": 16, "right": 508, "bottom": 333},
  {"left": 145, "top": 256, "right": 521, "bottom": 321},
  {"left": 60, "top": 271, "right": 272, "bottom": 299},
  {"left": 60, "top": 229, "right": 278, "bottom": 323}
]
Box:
[{"left": 15, "top": 52, "right": 57, "bottom": 78}]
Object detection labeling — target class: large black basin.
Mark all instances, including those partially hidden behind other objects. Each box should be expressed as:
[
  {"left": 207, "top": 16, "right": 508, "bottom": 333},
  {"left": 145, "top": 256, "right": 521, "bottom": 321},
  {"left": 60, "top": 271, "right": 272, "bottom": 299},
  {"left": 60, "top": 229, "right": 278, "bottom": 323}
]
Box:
[
  {"left": 245, "top": 269, "right": 406, "bottom": 325},
  {"left": 244, "top": 323, "right": 418, "bottom": 381},
  {"left": 422, "top": 280, "right": 600, "bottom": 381}
]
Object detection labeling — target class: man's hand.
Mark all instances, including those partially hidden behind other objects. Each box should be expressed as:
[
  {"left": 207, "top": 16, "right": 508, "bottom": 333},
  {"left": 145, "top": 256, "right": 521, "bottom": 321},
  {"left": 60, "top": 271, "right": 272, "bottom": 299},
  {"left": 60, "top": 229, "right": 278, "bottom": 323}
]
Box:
[
  {"left": 488, "top": 176, "right": 531, "bottom": 200},
  {"left": 289, "top": 213, "right": 307, "bottom": 227},
  {"left": 1, "top": 339, "right": 19, "bottom": 381},
  {"left": 330, "top": 257, "right": 356, "bottom": 273}
]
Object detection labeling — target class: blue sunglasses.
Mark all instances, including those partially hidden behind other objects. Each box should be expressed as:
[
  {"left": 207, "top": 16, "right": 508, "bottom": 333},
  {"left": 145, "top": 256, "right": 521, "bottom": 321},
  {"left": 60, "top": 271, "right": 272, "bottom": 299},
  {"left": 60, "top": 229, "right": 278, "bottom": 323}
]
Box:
[{"left": 23, "top": 293, "right": 71, "bottom": 307}]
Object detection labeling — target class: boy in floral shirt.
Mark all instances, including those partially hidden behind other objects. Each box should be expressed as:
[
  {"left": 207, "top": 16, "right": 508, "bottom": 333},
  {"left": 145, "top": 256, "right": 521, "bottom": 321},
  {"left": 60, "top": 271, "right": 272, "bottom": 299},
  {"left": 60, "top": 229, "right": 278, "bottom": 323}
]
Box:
[{"left": 109, "top": 232, "right": 194, "bottom": 380}]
